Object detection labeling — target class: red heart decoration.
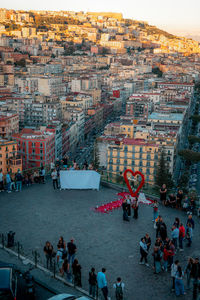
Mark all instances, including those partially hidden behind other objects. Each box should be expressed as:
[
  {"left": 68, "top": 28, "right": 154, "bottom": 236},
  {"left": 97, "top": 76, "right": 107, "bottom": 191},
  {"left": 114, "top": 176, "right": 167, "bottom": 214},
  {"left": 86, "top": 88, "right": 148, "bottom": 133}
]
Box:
[{"left": 123, "top": 169, "right": 145, "bottom": 197}]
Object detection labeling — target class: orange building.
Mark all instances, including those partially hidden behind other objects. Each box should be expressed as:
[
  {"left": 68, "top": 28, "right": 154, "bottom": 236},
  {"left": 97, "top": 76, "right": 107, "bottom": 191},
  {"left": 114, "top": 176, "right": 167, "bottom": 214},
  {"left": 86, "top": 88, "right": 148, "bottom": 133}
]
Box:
[
  {"left": 0, "top": 139, "right": 22, "bottom": 175},
  {"left": 0, "top": 112, "right": 19, "bottom": 139}
]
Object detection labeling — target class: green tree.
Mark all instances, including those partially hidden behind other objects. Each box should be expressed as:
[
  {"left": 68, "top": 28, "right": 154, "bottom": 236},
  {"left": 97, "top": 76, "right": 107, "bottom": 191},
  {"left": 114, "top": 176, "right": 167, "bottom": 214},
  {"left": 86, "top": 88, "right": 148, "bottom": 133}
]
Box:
[
  {"left": 178, "top": 149, "right": 200, "bottom": 163},
  {"left": 93, "top": 140, "right": 100, "bottom": 170},
  {"left": 155, "top": 150, "right": 173, "bottom": 188},
  {"left": 188, "top": 135, "right": 200, "bottom": 145},
  {"left": 178, "top": 171, "right": 189, "bottom": 194}
]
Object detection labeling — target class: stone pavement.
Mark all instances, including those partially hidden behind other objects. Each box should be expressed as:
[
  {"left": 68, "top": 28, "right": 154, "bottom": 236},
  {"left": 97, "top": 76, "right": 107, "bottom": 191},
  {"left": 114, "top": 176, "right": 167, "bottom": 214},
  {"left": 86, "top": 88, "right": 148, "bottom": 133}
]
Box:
[{"left": 0, "top": 181, "right": 199, "bottom": 300}]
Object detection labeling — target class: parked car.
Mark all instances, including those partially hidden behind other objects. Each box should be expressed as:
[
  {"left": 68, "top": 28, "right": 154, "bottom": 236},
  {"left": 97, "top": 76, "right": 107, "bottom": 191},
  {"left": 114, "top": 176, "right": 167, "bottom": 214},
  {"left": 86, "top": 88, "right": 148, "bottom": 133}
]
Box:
[
  {"left": 48, "top": 294, "right": 90, "bottom": 300},
  {"left": 0, "top": 263, "right": 17, "bottom": 300}
]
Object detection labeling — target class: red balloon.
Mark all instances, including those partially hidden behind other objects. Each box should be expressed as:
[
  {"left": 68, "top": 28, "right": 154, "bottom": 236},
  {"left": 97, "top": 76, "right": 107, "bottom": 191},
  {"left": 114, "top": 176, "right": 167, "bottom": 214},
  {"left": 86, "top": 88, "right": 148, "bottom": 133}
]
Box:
[{"left": 123, "top": 169, "right": 145, "bottom": 197}]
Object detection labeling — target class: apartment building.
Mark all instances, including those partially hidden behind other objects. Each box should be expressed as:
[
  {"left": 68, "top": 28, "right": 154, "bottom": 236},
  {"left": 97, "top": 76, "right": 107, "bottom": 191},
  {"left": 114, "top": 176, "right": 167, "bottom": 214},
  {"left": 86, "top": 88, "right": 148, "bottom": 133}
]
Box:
[
  {"left": 12, "top": 128, "right": 55, "bottom": 169},
  {"left": 0, "top": 112, "right": 19, "bottom": 139},
  {"left": 0, "top": 139, "right": 22, "bottom": 175}
]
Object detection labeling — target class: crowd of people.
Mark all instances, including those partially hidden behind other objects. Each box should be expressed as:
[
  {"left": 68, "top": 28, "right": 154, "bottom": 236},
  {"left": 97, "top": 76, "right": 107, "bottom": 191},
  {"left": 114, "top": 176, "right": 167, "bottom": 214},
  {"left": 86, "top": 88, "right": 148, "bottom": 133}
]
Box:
[
  {"left": 43, "top": 237, "right": 124, "bottom": 300},
  {"left": 0, "top": 157, "right": 95, "bottom": 193}
]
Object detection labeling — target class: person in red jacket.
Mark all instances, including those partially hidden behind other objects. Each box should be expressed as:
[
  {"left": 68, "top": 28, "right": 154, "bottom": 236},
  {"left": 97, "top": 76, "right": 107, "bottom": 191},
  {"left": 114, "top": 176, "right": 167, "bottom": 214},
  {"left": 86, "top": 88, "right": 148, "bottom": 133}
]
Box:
[
  {"left": 179, "top": 223, "right": 185, "bottom": 251},
  {"left": 163, "top": 245, "right": 172, "bottom": 272}
]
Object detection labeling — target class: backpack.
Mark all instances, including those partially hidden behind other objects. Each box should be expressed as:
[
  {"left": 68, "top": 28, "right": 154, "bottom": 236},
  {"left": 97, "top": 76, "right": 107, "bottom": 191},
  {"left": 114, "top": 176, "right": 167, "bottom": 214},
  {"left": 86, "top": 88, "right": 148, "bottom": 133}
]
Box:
[{"left": 115, "top": 283, "right": 123, "bottom": 300}]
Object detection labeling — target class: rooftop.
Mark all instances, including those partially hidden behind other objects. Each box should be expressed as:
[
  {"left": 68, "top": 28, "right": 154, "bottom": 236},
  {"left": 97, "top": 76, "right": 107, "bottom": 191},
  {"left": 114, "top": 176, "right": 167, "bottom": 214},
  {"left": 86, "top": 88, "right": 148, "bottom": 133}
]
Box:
[{"left": 149, "top": 112, "right": 184, "bottom": 121}]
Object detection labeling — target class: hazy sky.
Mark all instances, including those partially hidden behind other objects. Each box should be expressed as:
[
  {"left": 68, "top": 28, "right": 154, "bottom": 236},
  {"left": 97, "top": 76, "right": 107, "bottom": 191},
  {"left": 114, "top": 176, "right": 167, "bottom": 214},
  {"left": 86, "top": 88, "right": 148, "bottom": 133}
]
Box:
[{"left": 1, "top": 0, "right": 200, "bottom": 33}]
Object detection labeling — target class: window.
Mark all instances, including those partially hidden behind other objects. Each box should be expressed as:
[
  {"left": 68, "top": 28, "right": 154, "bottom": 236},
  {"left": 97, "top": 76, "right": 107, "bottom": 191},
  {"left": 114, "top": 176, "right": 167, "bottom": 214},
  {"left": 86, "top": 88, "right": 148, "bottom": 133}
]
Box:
[
  {"left": 139, "top": 147, "right": 143, "bottom": 153},
  {"left": 109, "top": 159, "right": 113, "bottom": 164},
  {"left": 139, "top": 153, "right": 142, "bottom": 159},
  {"left": 124, "top": 159, "right": 127, "bottom": 165},
  {"left": 167, "top": 157, "right": 171, "bottom": 161},
  {"left": 32, "top": 142, "right": 35, "bottom": 147},
  {"left": 6, "top": 147, "right": 8, "bottom": 151},
  {"left": 147, "top": 161, "right": 150, "bottom": 167},
  {"left": 154, "top": 154, "right": 158, "bottom": 160},
  {"left": 168, "top": 150, "right": 171, "bottom": 155},
  {"left": 139, "top": 161, "right": 143, "bottom": 166},
  {"left": 116, "top": 166, "right": 119, "bottom": 172},
  {"left": 109, "top": 165, "right": 113, "bottom": 171},
  {"left": 32, "top": 149, "right": 35, "bottom": 154},
  {"left": 40, "top": 149, "right": 43, "bottom": 154},
  {"left": 6, "top": 153, "right": 8, "bottom": 159},
  {"left": 139, "top": 168, "right": 142, "bottom": 172},
  {"left": 147, "top": 154, "right": 151, "bottom": 160},
  {"left": 132, "top": 160, "right": 135, "bottom": 166},
  {"left": 146, "top": 168, "right": 150, "bottom": 175},
  {"left": 40, "top": 143, "right": 43, "bottom": 148},
  {"left": 124, "top": 146, "right": 128, "bottom": 152}
]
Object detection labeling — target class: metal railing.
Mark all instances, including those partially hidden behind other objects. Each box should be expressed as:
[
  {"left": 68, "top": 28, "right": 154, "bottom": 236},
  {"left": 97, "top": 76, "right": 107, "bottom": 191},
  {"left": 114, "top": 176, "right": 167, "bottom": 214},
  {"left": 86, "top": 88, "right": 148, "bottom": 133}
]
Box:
[{"left": 0, "top": 232, "right": 98, "bottom": 299}]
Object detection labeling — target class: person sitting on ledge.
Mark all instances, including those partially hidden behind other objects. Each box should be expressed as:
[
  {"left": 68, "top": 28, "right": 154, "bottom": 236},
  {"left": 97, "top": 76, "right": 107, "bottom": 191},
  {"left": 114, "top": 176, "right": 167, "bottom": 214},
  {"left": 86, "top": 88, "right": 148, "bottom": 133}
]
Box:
[{"left": 165, "top": 193, "right": 176, "bottom": 208}]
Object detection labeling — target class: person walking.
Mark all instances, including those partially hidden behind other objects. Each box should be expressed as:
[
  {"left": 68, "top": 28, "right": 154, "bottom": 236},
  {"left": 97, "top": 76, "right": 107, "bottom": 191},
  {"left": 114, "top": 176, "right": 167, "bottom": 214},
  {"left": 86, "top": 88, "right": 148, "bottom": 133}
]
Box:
[
  {"left": 97, "top": 268, "right": 108, "bottom": 300},
  {"left": 51, "top": 168, "right": 59, "bottom": 189},
  {"left": 15, "top": 170, "right": 23, "bottom": 192},
  {"left": 186, "top": 223, "right": 193, "bottom": 247},
  {"left": 139, "top": 238, "right": 149, "bottom": 266},
  {"left": 126, "top": 195, "right": 131, "bottom": 217},
  {"left": 72, "top": 259, "right": 82, "bottom": 287},
  {"left": 56, "top": 245, "right": 64, "bottom": 274},
  {"left": 6, "top": 172, "right": 11, "bottom": 193},
  {"left": 122, "top": 199, "right": 129, "bottom": 222},
  {"left": 160, "top": 184, "right": 167, "bottom": 205},
  {"left": 113, "top": 277, "right": 124, "bottom": 300},
  {"left": 0, "top": 169, "right": 4, "bottom": 192},
  {"left": 132, "top": 198, "right": 139, "bottom": 219},
  {"left": 175, "top": 266, "right": 185, "bottom": 296},
  {"left": 156, "top": 217, "right": 167, "bottom": 241},
  {"left": 67, "top": 238, "right": 77, "bottom": 264},
  {"left": 89, "top": 267, "right": 97, "bottom": 298},
  {"left": 152, "top": 200, "right": 159, "bottom": 222},
  {"left": 43, "top": 241, "right": 54, "bottom": 269},
  {"left": 62, "top": 258, "right": 72, "bottom": 282},
  {"left": 179, "top": 223, "right": 185, "bottom": 251},
  {"left": 191, "top": 257, "right": 200, "bottom": 300},
  {"left": 185, "top": 257, "right": 193, "bottom": 290},
  {"left": 171, "top": 225, "right": 179, "bottom": 250},
  {"left": 171, "top": 260, "right": 179, "bottom": 292}
]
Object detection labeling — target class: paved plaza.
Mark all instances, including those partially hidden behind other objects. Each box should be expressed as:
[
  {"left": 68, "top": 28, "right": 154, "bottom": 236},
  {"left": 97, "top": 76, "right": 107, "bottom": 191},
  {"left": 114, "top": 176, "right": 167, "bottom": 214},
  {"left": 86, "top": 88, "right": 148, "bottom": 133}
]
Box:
[{"left": 0, "top": 181, "right": 199, "bottom": 300}]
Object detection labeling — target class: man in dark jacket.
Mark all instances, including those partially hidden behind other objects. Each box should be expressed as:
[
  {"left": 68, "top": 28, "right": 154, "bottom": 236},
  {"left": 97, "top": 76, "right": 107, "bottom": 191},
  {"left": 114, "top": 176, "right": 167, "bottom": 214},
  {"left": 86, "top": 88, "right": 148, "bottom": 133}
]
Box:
[{"left": 191, "top": 258, "right": 200, "bottom": 300}]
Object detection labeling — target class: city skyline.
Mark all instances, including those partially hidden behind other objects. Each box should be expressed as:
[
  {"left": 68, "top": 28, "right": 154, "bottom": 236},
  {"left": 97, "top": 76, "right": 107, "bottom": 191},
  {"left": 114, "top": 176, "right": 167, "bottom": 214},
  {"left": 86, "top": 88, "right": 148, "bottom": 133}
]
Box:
[{"left": 1, "top": 0, "right": 200, "bottom": 34}]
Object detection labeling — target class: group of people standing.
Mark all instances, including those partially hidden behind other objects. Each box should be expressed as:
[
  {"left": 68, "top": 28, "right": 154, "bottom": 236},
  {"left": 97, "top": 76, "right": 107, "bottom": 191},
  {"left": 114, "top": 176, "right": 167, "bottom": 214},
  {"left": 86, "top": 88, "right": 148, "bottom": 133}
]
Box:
[
  {"left": 139, "top": 213, "right": 196, "bottom": 297},
  {"left": 122, "top": 195, "right": 139, "bottom": 221},
  {"left": 44, "top": 238, "right": 125, "bottom": 300}
]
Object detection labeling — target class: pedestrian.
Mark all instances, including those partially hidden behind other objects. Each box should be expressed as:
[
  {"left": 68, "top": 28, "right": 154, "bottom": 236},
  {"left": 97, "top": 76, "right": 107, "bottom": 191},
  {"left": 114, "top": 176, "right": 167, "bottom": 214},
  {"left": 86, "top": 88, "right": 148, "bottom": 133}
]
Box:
[
  {"left": 39, "top": 166, "right": 45, "bottom": 184},
  {"left": 171, "top": 225, "right": 179, "bottom": 250},
  {"left": 186, "top": 213, "right": 195, "bottom": 230},
  {"left": 176, "top": 189, "right": 183, "bottom": 209},
  {"left": 72, "top": 259, "right": 82, "bottom": 287},
  {"left": 122, "top": 199, "right": 129, "bottom": 222},
  {"left": 62, "top": 258, "right": 72, "bottom": 282},
  {"left": 97, "top": 268, "right": 108, "bottom": 300},
  {"left": 43, "top": 241, "right": 54, "bottom": 269},
  {"left": 6, "top": 171, "right": 11, "bottom": 193},
  {"left": 171, "top": 260, "right": 179, "bottom": 292},
  {"left": 89, "top": 267, "right": 97, "bottom": 298},
  {"left": 57, "top": 236, "right": 66, "bottom": 250},
  {"left": 179, "top": 223, "right": 185, "bottom": 251},
  {"left": 156, "top": 217, "right": 167, "bottom": 241},
  {"left": 50, "top": 161, "right": 55, "bottom": 173},
  {"left": 163, "top": 245, "right": 171, "bottom": 272},
  {"left": 160, "top": 184, "right": 167, "bottom": 205},
  {"left": 0, "top": 169, "right": 4, "bottom": 192},
  {"left": 184, "top": 257, "right": 193, "bottom": 290},
  {"left": 152, "top": 246, "right": 162, "bottom": 274},
  {"left": 175, "top": 265, "right": 185, "bottom": 296},
  {"left": 144, "top": 233, "right": 151, "bottom": 251},
  {"left": 51, "top": 168, "right": 59, "bottom": 189},
  {"left": 191, "top": 257, "right": 200, "bottom": 300},
  {"left": 63, "top": 156, "right": 68, "bottom": 169},
  {"left": 132, "top": 198, "right": 139, "bottom": 219},
  {"left": 126, "top": 195, "right": 131, "bottom": 216},
  {"left": 15, "top": 169, "right": 23, "bottom": 192},
  {"left": 113, "top": 277, "right": 124, "bottom": 300},
  {"left": 173, "top": 217, "right": 180, "bottom": 228},
  {"left": 67, "top": 238, "right": 77, "bottom": 264},
  {"left": 168, "top": 240, "right": 175, "bottom": 267},
  {"left": 152, "top": 199, "right": 158, "bottom": 222},
  {"left": 186, "top": 223, "right": 193, "bottom": 247},
  {"left": 56, "top": 244, "right": 64, "bottom": 274},
  {"left": 139, "top": 238, "right": 149, "bottom": 266}
]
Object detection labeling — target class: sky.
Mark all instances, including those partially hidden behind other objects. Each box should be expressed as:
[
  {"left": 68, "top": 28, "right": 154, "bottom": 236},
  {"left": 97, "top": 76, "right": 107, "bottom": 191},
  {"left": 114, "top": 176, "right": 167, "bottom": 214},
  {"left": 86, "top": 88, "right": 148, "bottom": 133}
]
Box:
[{"left": 1, "top": 0, "right": 200, "bottom": 34}]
